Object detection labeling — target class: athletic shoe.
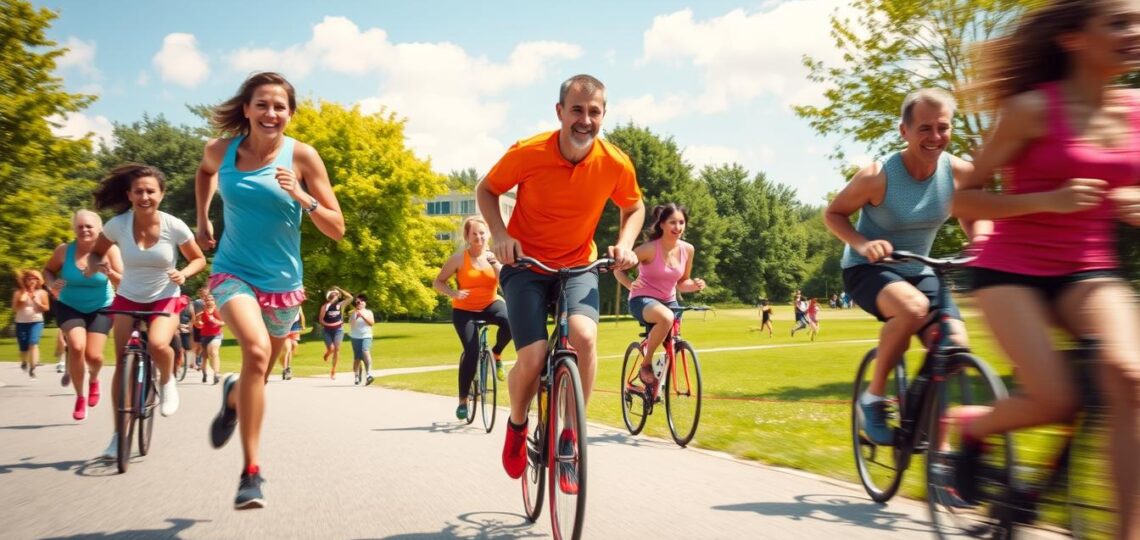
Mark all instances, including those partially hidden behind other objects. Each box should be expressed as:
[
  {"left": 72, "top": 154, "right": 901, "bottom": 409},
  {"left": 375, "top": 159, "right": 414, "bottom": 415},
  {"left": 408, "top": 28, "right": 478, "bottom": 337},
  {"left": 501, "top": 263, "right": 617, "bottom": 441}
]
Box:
[
  {"left": 365, "top": 375, "right": 374, "bottom": 386},
  {"left": 949, "top": 439, "right": 983, "bottom": 506},
  {"left": 502, "top": 419, "right": 528, "bottom": 479},
  {"left": 202, "top": 370, "right": 207, "bottom": 384},
  {"left": 858, "top": 398, "right": 895, "bottom": 445},
  {"left": 56, "top": 361, "right": 65, "bottom": 373},
  {"left": 638, "top": 363, "right": 659, "bottom": 402},
  {"left": 28, "top": 365, "right": 36, "bottom": 379},
  {"left": 234, "top": 470, "right": 266, "bottom": 510},
  {"left": 214, "top": 374, "right": 220, "bottom": 385},
  {"left": 456, "top": 404, "right": 468, "bottom": 420},
  {"left": 354, "top": 373, "right": 361, "bottom": 385},
  {"left": 160, "top": 379, "right": 180, "bottom": 416},
  {"left": 210, "top": 374, "right": 239, "bottom": 448},
  {"left": 557, "top": 428, "right": 579, "bottom": 495},
  {"left": 100, "top": 434, "right": 118, "bottom": 460},
  {"left": 88, "top": 380, "right": 100, "bottom": 407},
  {"left": 73, "top": 396, "right": 87, "bottom": 421},
  {"left": 20, "top": 361, "right": 27, "bottom": 371},
  {"left": 494, "top": 356, "right": 505, "bottom": 381},
  {"left": 60, "top": 370, "right": 71, "bottom": 387},
  {"left": 282, "top": 367, "right": 291, "bottom": 381}
]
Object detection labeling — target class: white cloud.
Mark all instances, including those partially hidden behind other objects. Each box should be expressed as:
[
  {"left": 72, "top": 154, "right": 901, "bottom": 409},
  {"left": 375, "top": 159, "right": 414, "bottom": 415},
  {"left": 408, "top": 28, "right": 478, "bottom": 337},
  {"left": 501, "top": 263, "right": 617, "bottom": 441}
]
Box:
[
  {"left": 639, "top": 2, "right": 848, "bottom": 112},
  {"left": 153, "top": 33, "right": 210, "bottom": 87},
  {"left": 611, "top": 93, "right": 687, "bottom": 125},
  {"left": 48, "top": 112, "right": 114, "bottom": 149},
  {"left": 57, "top": 37, "right": 100, "bottom": 78},
  {"left": 683, "top": 144, "right": 741, "bottom": 169},
  {"left": 226, "top": 16, "right": 582, "bottom": 174},
  {"left": 137, "top": 71, "right": 149, "bottom": 86}
]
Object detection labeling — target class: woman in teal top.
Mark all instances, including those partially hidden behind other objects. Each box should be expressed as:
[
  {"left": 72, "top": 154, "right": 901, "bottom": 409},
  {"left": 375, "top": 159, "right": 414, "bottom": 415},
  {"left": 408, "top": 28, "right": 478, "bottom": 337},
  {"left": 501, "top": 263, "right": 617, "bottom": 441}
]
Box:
[
  {"left": 44, "top": 209, "right": 121, "bottom": 422},
  {"left": 195, "top": 72, "right": 345, "bottom": 510}
]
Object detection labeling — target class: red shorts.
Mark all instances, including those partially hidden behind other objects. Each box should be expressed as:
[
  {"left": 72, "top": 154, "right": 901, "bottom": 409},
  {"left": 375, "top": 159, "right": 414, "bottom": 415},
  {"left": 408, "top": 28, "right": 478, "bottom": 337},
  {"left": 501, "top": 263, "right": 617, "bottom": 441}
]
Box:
[{"left": 109, "top": 295, "right": 187, "bottom": 322}]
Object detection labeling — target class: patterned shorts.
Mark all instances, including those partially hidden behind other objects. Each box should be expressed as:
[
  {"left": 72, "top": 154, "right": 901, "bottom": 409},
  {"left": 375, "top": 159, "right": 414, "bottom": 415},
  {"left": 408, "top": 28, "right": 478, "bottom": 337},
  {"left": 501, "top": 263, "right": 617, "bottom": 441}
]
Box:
[{"left": 210, "top": 276, "right": 302, "bottom": 338}]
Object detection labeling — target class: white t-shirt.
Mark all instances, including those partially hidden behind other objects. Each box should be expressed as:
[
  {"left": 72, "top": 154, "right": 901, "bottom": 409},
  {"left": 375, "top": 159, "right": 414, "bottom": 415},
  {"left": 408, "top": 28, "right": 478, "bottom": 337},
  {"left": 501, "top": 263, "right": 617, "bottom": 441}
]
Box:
[
  {"left": 348, "top": 309, "right": 374, "bottom": 339},
  {"left": 103, "top": 210, "right": 194, "bottom": 303}
]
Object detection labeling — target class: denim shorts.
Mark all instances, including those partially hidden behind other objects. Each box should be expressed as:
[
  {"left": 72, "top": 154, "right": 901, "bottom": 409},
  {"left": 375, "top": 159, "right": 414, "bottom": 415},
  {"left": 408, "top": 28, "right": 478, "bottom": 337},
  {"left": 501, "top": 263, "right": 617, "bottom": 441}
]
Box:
[
  {"left": 323, "top": 326, "right": 345, "bottom": 347},
  {"left": 15, "top": 322, "right": 44, "bottom": 352},
  {"left": 628, "top": 296, "right": 680, "bottom": 326},
  {"left": 351, "top": 336, "right": 372, "bottom": 359}
]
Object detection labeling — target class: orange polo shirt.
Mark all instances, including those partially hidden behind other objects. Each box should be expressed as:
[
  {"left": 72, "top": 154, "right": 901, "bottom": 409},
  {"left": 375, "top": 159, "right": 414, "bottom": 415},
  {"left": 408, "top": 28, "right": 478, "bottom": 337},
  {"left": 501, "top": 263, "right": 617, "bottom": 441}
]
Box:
[{"left": 484, "top": 130, "right": 641, "bottom": 268}]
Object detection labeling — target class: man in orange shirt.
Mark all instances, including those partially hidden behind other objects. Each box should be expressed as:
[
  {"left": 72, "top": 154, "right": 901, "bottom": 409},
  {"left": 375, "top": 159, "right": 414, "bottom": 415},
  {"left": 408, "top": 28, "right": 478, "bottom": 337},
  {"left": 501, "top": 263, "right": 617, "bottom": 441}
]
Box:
[{"left": 476, "top": 74, "right": 645, "bottom": 481}]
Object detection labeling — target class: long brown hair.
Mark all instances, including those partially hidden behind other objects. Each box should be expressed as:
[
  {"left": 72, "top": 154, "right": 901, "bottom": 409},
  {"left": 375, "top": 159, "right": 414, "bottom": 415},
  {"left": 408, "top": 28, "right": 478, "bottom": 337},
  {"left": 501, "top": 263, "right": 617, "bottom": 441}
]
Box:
[
  {"left": 92, "top": 163, "right": 166, "bottom": 215},
  {"left": 211, "top": 72, "right": 297, "bottom": 137},
  {"left": 968, "top": 0, "right": 1103, "bottom": 111},
  {"left": 647, "top": 203, "right": 688, "bottom": 241}
]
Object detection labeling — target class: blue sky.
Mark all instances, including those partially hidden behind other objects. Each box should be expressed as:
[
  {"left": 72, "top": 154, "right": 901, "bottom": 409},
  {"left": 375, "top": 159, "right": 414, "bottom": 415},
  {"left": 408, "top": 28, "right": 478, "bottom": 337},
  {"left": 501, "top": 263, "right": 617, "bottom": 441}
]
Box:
[{"left": 38, "top": 0, "right": 870, "bottom": 205}]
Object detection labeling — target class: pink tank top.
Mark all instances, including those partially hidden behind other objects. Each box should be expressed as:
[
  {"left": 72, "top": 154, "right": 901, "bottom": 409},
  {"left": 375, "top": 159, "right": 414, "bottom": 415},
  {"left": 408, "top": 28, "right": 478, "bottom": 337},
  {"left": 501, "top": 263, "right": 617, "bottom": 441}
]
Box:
[
  {"left": 629, "top": 240, "right": 689, "bottom": 303},
  {"left": 973, "top": 82, "right": 1140, "bottom": 276}
]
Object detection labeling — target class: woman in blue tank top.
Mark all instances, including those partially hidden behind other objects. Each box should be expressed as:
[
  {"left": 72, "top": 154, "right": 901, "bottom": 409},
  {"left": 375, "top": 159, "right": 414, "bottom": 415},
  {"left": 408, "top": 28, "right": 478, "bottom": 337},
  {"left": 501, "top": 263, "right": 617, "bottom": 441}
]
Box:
[
  {"left": 195, "top": 72, "right": 345, "bottom": 509},
  {"left": 43, "top": 210, "right": 121, "bottom": 422}
]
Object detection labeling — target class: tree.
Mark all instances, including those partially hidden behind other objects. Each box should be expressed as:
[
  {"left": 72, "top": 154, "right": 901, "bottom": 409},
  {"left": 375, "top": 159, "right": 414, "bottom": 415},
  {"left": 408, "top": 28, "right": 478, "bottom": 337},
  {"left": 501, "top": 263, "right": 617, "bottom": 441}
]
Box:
[
  {"left": 597, "top": 124, "right": 727, "bottom": 313},
  {"left": 284, "top": 100, "right": 451, "bottom": 317},
  {"left": 446, "top": 168, "right": 480, "bottom": 192},
  {"left": 0, "top": 0, "right": 97, "bottom": 328}
]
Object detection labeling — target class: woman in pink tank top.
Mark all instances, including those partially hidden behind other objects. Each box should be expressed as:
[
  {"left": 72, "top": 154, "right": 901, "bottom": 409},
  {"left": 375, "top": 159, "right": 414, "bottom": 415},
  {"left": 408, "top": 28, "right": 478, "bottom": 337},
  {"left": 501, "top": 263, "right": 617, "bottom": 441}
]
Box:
[
  {"left": 614, "top": 204, "right": 706, "bottom": 397},
  {"left": 950, "top": 0, "right": 1140, "bottom": 532}
]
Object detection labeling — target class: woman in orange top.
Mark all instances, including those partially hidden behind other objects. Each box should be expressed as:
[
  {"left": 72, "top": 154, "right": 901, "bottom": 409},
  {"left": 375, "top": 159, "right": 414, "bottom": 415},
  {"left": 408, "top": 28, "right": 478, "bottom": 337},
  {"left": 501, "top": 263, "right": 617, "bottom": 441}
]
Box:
[{"left": 433, "top": 217, "right": 513, "bottom": 420}]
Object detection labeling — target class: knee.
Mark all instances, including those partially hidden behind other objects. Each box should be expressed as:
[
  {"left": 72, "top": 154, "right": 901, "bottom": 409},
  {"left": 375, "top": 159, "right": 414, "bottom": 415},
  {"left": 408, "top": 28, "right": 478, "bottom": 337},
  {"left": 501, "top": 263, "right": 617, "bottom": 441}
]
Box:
[
  {"left": 660, "top": 310, "right": 675, "bottom": 327},
  {"left": 570, "top": 327, "right": 597, "bottom": 350},
  {"left": 148, "top": 342, "right": 172, "bottom": 359}
]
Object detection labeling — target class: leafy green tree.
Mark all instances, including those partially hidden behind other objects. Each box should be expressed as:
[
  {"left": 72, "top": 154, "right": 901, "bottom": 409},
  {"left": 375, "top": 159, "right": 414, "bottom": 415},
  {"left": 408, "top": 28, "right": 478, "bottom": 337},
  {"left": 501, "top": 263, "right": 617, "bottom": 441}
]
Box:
[
  {"left": 0, "top": 0, "right": 97, "bottom": 327},
  {"left": 447, "top": 168, "right": 479, "bottom": 192},
  {"left": 285, "top": 100, "right": 451, "bottom": 317},
  {"left": 597, "top": 124, "right": 727, "bottom": 313}
]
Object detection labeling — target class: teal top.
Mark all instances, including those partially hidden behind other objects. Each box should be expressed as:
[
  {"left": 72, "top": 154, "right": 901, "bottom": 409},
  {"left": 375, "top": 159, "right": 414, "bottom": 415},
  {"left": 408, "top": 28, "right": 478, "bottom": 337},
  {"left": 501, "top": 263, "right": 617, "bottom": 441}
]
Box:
[
  {"left": 840, "top": 152, "right": 954, "bottom": 277},
  {"left": 58, "top": 242, "right": 114, "bottom": 313},
  {"left": 211, "top": 135, "right": 303, "bottom": 292}
]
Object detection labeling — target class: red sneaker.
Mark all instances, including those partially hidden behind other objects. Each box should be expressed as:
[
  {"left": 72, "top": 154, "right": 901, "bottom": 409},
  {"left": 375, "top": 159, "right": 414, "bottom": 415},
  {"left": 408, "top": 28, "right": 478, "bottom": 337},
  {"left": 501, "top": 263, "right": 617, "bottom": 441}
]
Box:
[
  {"left": 73, "top": 396, "right": 87, "bottom": 421},
  {"left": 558, "top": 428, "right": 579, "bottom": 495},
  {"left": 502, "top": 420, "right": 528, "bottom": 479},
  {"left": 88, "top": 380, "right": 100, "bottom": 407}
]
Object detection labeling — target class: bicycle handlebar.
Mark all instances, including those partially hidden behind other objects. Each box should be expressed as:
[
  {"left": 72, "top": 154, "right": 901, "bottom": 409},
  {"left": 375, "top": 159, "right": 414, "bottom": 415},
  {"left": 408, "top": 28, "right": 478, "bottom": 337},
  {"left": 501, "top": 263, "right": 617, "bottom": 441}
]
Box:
[
  {"left": 513, "top": 256, "right": 615, "bottom": 275},
  {"left": 99, "top": 309, "right": 173, "bottom": 319},
  {"left": 882, "top": 250, "right": 974, "bottom": 270},
  {"left": 673, "top": 305, "right": 712, "bottom": 312}
]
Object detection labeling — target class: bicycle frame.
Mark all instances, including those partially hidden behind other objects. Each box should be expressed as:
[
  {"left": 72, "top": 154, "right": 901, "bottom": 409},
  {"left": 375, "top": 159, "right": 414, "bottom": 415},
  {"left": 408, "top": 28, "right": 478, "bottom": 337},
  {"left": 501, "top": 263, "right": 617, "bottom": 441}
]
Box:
[{"left": 631, "top": 306, "right": 707, "bottom": 399}]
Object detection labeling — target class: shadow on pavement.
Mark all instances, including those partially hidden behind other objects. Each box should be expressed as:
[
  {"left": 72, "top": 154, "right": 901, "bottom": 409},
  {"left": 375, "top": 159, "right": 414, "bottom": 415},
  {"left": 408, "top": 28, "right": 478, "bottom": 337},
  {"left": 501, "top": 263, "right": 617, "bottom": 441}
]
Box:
[
  {"left": 713, "top": 493, "right": 935, "bottom": 534},
  {"left": 41, "top": 518, "right": 208, "bottom": 539},
  {"left": 373, "top": 422, "right": 479, "bottom": 435},
  {"left": 0, "top": 457, "right": 90, "bottom": 475},
  {"left": 0, "top": 423, "right": 76, "bottom": 430},
  {"left": 371, "top": 511, "right": 545, "bottom": 539},
  {"left": 586, "top": 430, "right": 678, "bottom": 450}
]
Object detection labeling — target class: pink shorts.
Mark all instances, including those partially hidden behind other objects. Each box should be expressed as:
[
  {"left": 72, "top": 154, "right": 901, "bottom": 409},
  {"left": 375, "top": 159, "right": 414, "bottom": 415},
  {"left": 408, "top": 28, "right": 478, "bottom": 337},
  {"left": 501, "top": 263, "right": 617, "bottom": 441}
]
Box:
[{"left": 109, "top": 295, "right": 188, "bottom": 323}]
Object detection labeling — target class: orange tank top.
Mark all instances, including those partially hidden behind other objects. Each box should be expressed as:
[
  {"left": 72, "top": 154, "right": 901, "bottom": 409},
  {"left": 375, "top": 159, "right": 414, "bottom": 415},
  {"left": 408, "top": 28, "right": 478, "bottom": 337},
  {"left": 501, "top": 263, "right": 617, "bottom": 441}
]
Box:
[{"left": 452, "top": 250, "right": 499, "bottom": 312}]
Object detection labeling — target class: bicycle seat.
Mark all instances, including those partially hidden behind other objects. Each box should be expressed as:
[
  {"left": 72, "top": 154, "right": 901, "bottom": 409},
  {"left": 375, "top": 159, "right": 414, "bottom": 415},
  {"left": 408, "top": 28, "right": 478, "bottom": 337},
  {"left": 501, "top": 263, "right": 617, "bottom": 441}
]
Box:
[{"left": 472, "top": 320, "right": 489, "bottom": 326}]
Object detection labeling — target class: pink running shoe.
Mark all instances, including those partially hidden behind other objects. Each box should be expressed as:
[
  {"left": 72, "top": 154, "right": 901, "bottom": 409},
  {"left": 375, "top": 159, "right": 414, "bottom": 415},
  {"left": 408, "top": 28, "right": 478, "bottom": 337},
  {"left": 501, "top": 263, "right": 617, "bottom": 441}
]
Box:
[
  {"left": 88, "top": 380, "right": 101, "bottom": 408},
  {"left": 73, "top": 396, "right": 87, "bottom": 421}
]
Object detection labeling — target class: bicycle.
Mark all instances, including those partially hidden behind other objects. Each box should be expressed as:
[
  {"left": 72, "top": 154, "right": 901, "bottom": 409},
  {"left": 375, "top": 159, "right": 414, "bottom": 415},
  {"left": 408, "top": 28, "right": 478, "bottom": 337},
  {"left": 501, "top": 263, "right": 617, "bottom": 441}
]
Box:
[
  {"left": 620, "top": 305, "right": 708, "bottom": 447},
  {"left": 101, "top": 309, "right": 170, "bottom": 474},
  {"left": 462, "top": 320, "right": 498, "bottom": 433},
  {"left": 176, "top": 334, "right": 189, "bottom": 382},
  {"left": 848, "top": 252, "right": 1012, "bottom": 515},
  {"left": 515, "top": 256, "right": 612, "bottom": 540}
]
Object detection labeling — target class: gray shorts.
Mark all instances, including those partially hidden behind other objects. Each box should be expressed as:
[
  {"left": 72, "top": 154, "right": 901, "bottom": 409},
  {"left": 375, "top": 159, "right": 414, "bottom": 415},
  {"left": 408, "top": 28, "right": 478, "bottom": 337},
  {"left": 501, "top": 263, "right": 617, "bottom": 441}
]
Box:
[{"left": 500, "top": 265, "right": 600, "bottom": 349}]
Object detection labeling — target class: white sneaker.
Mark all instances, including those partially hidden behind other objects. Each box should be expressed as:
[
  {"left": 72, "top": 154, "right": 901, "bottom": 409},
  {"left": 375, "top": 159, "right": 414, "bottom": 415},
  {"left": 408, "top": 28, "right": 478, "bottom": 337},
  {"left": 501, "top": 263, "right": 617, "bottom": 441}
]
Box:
[
  {"left": 101, "top": 434, "right": 119, "bottom": 460},
  {"left": 56, "top": 362, "right": 65, "bottom": 373},
  {"left": 160, "top": 379, "right": 179, "bottom": 417}
]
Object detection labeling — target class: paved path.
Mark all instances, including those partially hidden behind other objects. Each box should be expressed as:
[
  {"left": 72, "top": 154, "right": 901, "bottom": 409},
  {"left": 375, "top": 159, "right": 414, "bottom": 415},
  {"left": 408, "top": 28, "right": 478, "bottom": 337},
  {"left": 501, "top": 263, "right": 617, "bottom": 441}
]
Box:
[{"left": 0, "top": 363, "right": 1055, "bottom": 539}]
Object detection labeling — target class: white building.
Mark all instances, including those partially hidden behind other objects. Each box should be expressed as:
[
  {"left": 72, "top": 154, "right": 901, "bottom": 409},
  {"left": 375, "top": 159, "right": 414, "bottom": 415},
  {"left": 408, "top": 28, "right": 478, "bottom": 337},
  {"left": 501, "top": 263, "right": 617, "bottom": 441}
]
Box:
[{"left": 425, "top": 189, "right": 515, "bottom": 242}]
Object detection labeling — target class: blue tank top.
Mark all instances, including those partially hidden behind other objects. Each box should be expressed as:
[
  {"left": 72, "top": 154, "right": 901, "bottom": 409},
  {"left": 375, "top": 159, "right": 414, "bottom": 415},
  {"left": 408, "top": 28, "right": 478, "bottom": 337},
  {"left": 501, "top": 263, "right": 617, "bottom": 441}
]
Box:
[
  {"left": 211, "top": 136, "right": 303, "bottom": 292},
  {"left": 840, "top": 152, "right": 954, "bottom": 277},
  {"left": 58, "top": 242, "right": 114, "bottom": 313}
]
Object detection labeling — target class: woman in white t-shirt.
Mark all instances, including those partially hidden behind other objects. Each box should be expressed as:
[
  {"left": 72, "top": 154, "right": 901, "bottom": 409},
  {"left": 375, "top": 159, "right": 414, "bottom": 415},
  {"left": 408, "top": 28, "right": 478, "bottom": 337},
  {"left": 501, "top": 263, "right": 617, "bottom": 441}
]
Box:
[
  {"left": 88, "top": 163, "right": 206, "bottom": 459},
  {"left": 348, "top": 294, "right": 375, "bottom": 386}
]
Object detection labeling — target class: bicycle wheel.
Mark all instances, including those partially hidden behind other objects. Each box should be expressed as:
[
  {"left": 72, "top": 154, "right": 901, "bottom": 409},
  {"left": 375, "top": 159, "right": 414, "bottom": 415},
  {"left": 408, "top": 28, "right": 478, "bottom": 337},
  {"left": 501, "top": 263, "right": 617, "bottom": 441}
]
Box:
[
  {"left": 177, "top": 353, "right": 188, "bottom": 382},
  {"left": 461, "top": 352, "right": 477, "bottom": 425},
  {"left": 1068, "top": 398, "right": 1114, "bottom": 538},
  {"left": 138, "top": 358, "right": 158, "bottom": 456},
  {"left": 851, "top": 347, "right": 907, "bottom": 502},
  {"left": 480, "top": 349, "right": 497, "bottom": 433},
  {"left": 619, "top": 342, "right": 649, "bottom": 435},
  {"left": 116, "top": 352, "right": 138, "bottom": 474},
  {"left": 549, "top": 355, "right": 587, "bottom": 540},
  {"left": 665, "top": 340, "right": 702, "bottom": 447},
  {"left": 522, "top": 386, "right": 546, "bottom": 523},
  {"left": 925, "top": 352, "right": 1013, "bottom": 540}
]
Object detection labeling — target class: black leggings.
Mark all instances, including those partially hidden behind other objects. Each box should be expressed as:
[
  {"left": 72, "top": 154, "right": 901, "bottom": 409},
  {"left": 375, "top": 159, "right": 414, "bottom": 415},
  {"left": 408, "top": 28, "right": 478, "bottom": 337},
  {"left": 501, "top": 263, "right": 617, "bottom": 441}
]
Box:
[{"left": 453, "top": 300, "right": 512, "bottom": 397}]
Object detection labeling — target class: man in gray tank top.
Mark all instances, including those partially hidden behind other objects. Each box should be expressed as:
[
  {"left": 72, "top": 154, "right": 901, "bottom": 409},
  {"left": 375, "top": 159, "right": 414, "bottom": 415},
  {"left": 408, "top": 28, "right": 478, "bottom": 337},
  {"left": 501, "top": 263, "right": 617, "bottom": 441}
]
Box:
[{"left": 823, "top": 88, "right": 990, "bottom": 444}]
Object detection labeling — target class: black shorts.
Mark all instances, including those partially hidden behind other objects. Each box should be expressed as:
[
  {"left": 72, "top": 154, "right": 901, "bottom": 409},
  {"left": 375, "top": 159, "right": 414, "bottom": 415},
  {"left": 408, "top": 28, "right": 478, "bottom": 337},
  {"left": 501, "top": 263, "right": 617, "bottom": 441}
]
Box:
[
  {"left": 179, "top": 332, "right": 191, "bottom": 350},
  {"left": 54, "top": 301, "right": 112, "bottom": 334},
  {"left": 842, "top": 264, "right": 961, "bottom": 322},
  {"left": 971, "top": 267, "right": 1120, "bottom": 304},
  {"left": 192, "top": 327, "right": 201, "bottom": 342},
  {"left": 500, "top": 265, "right": 599, "bottom": 349}
]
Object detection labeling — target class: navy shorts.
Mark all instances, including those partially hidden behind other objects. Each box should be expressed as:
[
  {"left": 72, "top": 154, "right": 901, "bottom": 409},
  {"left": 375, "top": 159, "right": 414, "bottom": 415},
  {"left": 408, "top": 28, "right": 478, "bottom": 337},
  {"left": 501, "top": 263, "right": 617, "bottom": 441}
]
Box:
[
  {"left": 971, "top": 267, "right": 1120, "bottom": 304},
  {"left": 842, "top": 264, "right": 961, "bottom": 322},
  {"left": 628, "top": 296, "right": 680, "bottom": 326},
  {"left": 500, "top": 265, "right": 599, "bottom": 349}
]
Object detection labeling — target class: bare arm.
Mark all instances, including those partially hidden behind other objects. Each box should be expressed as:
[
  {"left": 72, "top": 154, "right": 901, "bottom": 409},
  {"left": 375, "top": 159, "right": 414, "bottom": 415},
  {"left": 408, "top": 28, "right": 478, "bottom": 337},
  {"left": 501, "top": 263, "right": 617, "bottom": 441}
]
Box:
[
  {"left": 195, "top": 139, "right": 226, "bottom": 251},
  {"left": 476, "top": 179, "right": 523, "bottom": 265},
  {"left": 823, "top": 162, "right": 893, "bottom": 261},
  {"left": 432, "top": 253, "right": 465, "bottom": 299},
  {"left": 359, "top": 309, "right": 375, "bottom": 326},
  {"left": 676, "top": 243, "right": 706, "bottom": 293},
  {"left": 168, "top": 239, "right": 207, "bottom": 286},
  {"left": 947, "top": 156, "right": 991, "bottom": 241},
  {"left": 43, "top": 243, "right": 67, "bottom": 298},
  {"left": 291, "top": 143, "right": 345, "bottom": 241},
  {"left": 84, "top": 234, "right": 114, "bottom": 278},
  {"left": 318, "top": 303, "right": 330, "bottom": 328},
  {"left": 609, "top": 200, "right": 646, "bottom": 270},
  {"left": 103, "top": 245, "right": 124, "bottom": 288},
  {"left": 32, "top": 290, "right": 50, "bottom": 312}
]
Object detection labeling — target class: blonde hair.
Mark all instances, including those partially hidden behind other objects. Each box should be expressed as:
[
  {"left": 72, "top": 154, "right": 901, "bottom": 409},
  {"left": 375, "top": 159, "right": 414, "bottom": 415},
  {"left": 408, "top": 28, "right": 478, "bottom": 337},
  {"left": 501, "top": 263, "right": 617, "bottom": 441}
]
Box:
[
  {"left": 462, "top": 217, "right": 488, "bottom": 242},
  {"left": 326, "top": 290, "right": 339, "bottom": 301},
  {"left": 17, "top": 269, "right": 44, "bottom": 286}
]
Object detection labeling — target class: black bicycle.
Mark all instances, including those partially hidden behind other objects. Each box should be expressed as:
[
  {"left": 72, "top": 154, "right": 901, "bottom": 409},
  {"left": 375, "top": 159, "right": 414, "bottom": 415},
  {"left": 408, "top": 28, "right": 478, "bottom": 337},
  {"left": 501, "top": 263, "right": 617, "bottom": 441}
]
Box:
[
  {"left": 462, "top": 320, "right": 498, "bottom": 433},
  {"left": 516, "top": 256, "right": 612, "bottom": 540},
  {"left": 102, "top": 309, "right": 169, "bottom": 474},
  {"left": 620, "top": 305, "right": 707, "bottom": 447},
  {"left": 849, "top": 252, "right": 1012, "bottom": 509}
]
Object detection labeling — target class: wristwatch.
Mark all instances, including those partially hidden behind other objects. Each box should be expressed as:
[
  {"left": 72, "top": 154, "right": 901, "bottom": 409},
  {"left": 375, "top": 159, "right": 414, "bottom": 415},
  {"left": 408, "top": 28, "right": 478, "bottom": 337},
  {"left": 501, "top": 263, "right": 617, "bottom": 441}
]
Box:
[{"left": 303, "top": 198, "right": 319, "bottom": 214}]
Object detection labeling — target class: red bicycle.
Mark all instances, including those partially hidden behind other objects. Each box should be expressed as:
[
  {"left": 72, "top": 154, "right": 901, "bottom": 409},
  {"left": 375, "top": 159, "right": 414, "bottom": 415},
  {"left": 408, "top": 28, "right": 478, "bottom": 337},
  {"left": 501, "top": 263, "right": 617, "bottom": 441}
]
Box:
[{"left": 620, "top": 305, "right": 707, "bottom": 447}]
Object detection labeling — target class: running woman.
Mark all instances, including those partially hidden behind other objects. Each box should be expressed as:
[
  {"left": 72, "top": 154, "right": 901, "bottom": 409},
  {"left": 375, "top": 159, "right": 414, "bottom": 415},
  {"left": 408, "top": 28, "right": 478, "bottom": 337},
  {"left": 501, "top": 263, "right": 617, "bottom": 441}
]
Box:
[
  {"left": 823, "top": 88, "right": 984, "bottom": 445},
  {"left": 348, "top": 293, "right": 375, "bottom": 386},
  {"left": 476, "top": 74, "right": 644, "bottom": 487},
  {"left": 757, "top": 299, "right": 774, "bottom": 337},
  {"left": 614, "top": 203, "right": 706, "bottom": 400},
  {"left": 319, "top": 287, "right": 351, "bottom": 379},
  {"left": 89, "top": 163, "right": 206, "bottom": 459},
  {"left": 433, "top": 216, "right": 513, "bottom": 420},
  {"left": 196, "top": 72, "right": 344, "bottom": 509},
  {"left": 44, "top": 210, "right": 120, "bottom": 421},
  {"left": 278, "top": 311, "right": 304, "bottom": 381},
  {"left": 948, "top": 1, "right": 1140, "bottom": 532},
  {"left": 195, "top": 294, "right": 224, "bottom": 385},
  {"left": 12, "top": 270, "right": 49, "bottom": 379}
]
